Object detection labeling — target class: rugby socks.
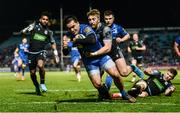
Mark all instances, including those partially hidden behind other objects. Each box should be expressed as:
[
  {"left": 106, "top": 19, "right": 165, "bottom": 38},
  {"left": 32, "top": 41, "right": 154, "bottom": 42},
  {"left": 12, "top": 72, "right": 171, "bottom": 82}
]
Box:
[
  {"left": 121, "top": 90, "right": 128, "bottom": 99},
  {"left": 130, "top": 64, "right": 144, "bottom": 79},
  {"left": 18, "top": 67, "right": 22, "bottom": 73},
  {"left": 98, "top": 84, "right": 111, "bottom": 100},
  {"left": 39, "top": 70, "right": 45, "bottom": 84},
  {"left": 30, "top": 74, "right": 39, "bottom": 89},
  {"left": 22, "top": 69, "right": 25, "bottom": 76},
  {"left": 105, "top": 75, "right": 113, "bottom": 90}
]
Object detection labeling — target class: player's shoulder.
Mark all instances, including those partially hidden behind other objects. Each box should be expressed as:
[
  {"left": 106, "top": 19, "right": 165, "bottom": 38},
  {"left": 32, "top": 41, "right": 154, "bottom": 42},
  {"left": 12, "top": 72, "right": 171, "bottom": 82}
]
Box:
[
  {"left": 113, "top": 23, "right": 122, "bottom": 29},
  {"left": 103, "top": 26, "right": 111, "bottom": 33},
  {"left": 81, "top": 24, "right": 94, "bottom": 34},
  {"left": 113, "top": 23, "right": 127, "bottom": 32}
]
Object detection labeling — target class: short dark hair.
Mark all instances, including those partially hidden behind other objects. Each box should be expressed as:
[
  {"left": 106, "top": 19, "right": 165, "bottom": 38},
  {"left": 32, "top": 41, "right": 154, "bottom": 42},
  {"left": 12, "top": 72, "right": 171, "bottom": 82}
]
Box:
[
  {"left": 40, "top": 11, "right": 51, "bottom": 19},
  {"left": 64, "top": 15, "right": 78, "bottom": 25},
  {"left": 169, "top": 68, "right": 177, "bottom": 79},
  {"left": 104, "top": 10, "right": 114, "bottom": 17}
]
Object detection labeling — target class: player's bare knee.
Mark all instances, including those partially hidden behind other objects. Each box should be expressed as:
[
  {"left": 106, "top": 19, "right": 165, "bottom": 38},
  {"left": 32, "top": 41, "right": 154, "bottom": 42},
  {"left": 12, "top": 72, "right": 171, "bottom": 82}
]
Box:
[
  {"left": 120, "top": 71, "right": 129, "bottom": 77},
  {"left": 37, "top": 62, "right": 44, "bottom": 69},
  {"left": 93, "top": 82, "right": 101, "bottom": 89},
  {"left": 108, "top": 71, "right": 118, "bottom": 78}
]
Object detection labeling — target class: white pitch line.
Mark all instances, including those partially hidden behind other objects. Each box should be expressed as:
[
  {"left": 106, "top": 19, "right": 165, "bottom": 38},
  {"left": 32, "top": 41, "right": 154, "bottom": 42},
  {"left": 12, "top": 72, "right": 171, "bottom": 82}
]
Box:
[
  {"left": 1, "top": 101, "right": 178, "bottom": 106},
  {"left": 1, "top": 102, "right": 56, "bottom": 105},
  {"left": 15, "top": 89, "right": 97, "bottom": 92},
  {"left": 15, "top": 89, "right": 180, "bottom": 92},
  {"left": 58, "top": 102, "right": 178, "bottom": 106}
]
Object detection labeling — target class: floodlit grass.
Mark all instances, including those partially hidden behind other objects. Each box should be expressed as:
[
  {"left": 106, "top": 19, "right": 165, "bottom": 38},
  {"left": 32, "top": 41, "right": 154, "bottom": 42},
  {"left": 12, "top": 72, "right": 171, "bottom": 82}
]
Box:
[{"left": 0, "top": 70, "right": 180, "bottom": 112}]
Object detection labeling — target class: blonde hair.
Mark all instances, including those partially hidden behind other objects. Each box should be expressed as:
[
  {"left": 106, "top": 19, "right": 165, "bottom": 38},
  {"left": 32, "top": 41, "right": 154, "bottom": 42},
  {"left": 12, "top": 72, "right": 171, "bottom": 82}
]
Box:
[{"left": 87, "top": 9, "right": 100, "bottom": 19}]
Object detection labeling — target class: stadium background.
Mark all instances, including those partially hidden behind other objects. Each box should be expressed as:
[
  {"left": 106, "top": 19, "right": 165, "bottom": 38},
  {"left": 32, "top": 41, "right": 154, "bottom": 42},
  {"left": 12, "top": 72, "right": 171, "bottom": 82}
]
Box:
[{"left": 0, "top": 0, "right": 180, "bottom": 71}]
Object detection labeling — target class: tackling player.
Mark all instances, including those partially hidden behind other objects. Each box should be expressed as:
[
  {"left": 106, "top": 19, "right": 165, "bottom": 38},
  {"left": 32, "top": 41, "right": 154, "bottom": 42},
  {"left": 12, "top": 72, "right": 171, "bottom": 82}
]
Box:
[{"left": 86, "top": 9, "right": 135, "bottom": 102}]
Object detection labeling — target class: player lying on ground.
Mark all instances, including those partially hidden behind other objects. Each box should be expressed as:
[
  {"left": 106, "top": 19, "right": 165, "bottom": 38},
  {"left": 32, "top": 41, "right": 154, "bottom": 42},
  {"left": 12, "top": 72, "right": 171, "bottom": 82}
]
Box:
[{"left": 112, "top": 67, "right": 177, "bottom": 98}]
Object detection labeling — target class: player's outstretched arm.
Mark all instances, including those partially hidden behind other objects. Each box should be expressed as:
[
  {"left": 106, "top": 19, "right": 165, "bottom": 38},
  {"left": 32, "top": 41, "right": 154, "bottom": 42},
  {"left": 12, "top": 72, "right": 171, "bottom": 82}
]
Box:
[{"left": 21, "top": 22, "right": 35, "bottom": 33}]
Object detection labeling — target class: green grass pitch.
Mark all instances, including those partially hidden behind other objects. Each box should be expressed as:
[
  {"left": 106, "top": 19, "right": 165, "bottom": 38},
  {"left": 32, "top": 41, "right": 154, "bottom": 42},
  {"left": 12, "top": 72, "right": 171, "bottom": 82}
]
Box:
[{"left": 0, "top": 70, "right": 180, "bottom": 112}]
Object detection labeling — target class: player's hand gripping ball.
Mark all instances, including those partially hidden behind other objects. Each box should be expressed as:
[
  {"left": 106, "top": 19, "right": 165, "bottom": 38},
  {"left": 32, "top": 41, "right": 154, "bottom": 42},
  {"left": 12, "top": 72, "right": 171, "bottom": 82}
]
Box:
[
  {"left": 74, "top": 34, "right": 86, "bottom": 49},
  {"left": 75, "top": 34, "right": 86, "bottom": 39}
]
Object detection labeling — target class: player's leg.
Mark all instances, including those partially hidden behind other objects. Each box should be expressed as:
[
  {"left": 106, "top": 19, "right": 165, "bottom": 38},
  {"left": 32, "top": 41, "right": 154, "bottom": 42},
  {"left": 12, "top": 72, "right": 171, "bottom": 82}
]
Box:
[
  {"left": 111, "top": 47, "right": 144, "bottom": 78},
  {"left": 86, "top": 64, "right": 110, "bottom": 100},
  {"left": 131, "top": 58, "right": 137, "bottom": 83},
  {"left": 115, "top": 58, "right": 144, "bottom": 79},
  {"left": 72, "top": 58, "right": 81, "bottom": 82},
  {"left": 29, "top": 56, "right": 41, "bottom": 95},
  {"left": 17, "top": 59, "right": 23, "bottom": 80},
  {"left": 76, "top": 63, "right": 81, "bottom": 82},
  {"left": 30, "top": 69, "right": 41, "bottom": 95},
  {"left": 37, "top": 59, "right": 47, "bottom": 92},
  {"left": 105, "top": 75, "right": 113, "bottom": 90},
  {"left": 13, "top": 60, "right": 18, "bottom": 77},
  {"left": 21, "top": 57, "right": 28, "bottom": 80},
  {"left": 21, "top": 62, "right": 26, "bottom": 80},
  {"left": 36, "top": 52, "right": 48, "bottom": 92},
  {"left": 103, "top": 58, "right": 136, "bottom": 103}
]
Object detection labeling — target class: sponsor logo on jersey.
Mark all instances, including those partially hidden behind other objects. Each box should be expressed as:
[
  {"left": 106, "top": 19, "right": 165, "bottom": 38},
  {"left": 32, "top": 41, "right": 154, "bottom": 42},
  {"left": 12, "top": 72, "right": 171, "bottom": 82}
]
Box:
[
  {"left": 33, "top": 33, "right": 47, "bottom": 41},
  {"left": 84, "top": 27, "right": 91, "bottom": 34}
]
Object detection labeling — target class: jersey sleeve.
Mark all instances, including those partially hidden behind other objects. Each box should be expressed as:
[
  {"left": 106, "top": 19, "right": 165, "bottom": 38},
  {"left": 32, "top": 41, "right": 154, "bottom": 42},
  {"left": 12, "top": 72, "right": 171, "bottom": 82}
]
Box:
[
  {"left": 151, "top": 70, "right": 161, "bottom": 76},
  {"left": 116, "top": 26, "right": 128, "bottom": 37},
  {"left": 49, "top": 30, "right": 56, "bottom": 44},
  {"left": 103, "top": 26, "right": 112, "bottom": 41},
  {"left": 21, "top": 22, "right": 35, "bottom": 33}
]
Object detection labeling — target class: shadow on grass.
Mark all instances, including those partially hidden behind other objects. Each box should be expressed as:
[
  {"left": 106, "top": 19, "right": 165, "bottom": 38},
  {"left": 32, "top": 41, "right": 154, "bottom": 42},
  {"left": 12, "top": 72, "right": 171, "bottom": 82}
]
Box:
[
  {"left": 17, "top": 92, "right": 45, "bottom": 96},
  {"left": 55, "top": 97, "right": 120, "bottom": 104},
  {"left": 56, "top": 98, "right": 98, "bottom": 103}
]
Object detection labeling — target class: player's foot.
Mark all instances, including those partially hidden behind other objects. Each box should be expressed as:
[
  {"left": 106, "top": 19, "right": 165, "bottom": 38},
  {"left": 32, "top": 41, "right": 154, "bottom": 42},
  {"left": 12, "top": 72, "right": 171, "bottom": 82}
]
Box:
[
  {"left": 122, "top": 92, "right": 136, "bottom": 103},
  {"left": 98, "top": 84, "right": 111, "bottom": 100},
  {"left": 21, "top": 76, "right": 25, "bottom": 81},
  {"left": 36, "top": 87, "right": 41, "bottom": 96},
  {"left": 98, "top": 93, "right": 112, "bottom": 101},
  {"left": 130, "top": 64, "right": 144, "bottom": 79},
  {"left": 16, "top": 73, "right": 21, "bottom": 81},
  {"left": 77, "top": 74, "right": 81, "bottom": 82},
  {"left": 40, "top": 84, "right": 47, "bottom": 92}
]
